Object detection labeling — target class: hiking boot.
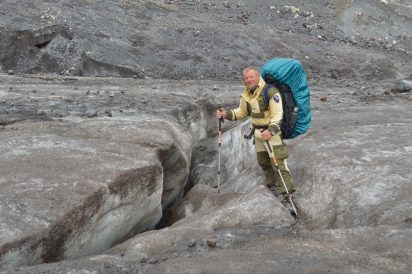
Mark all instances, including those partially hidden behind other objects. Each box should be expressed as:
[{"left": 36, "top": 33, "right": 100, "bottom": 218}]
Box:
[{"left": 281, "top": 194, "right": 298, "bottom": 215}]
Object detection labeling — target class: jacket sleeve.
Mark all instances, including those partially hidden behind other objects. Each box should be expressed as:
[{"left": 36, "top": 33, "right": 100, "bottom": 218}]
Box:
[
  {"left": 226, "top": 97, "right": 249, "bottom": 121},
  {"left": 267, "top": 91, "right": 283, "bottom": 134}
]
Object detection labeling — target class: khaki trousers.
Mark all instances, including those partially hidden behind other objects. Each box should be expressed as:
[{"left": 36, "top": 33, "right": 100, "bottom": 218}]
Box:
[{"left": 254, "top": 130, "right": 295, "bottom": 195}]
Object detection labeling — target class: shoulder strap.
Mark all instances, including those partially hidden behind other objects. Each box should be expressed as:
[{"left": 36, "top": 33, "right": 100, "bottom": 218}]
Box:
[{"left": 262, "top": 84, "right": 279, "bottom": 107}]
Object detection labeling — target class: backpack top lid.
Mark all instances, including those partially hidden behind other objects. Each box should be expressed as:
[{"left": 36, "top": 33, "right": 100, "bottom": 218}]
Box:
[{"left": 261, "top": 58, "right": 311, "bottom": 138}]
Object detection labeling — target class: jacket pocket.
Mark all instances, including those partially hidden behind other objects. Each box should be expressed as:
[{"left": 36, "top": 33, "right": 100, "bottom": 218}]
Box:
[{"left": 257, "top": 97, "right": 268, "bottom": 111}]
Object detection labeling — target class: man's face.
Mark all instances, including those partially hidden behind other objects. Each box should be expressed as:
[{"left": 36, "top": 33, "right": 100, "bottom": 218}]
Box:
[{"left": 243, "top": 70, "right": 260, "bottom": 91}]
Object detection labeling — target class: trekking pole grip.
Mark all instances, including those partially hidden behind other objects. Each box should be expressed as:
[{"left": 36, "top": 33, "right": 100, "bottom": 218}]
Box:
[{"left": 218, "top": 108, "right": 224, "bottom": 124}]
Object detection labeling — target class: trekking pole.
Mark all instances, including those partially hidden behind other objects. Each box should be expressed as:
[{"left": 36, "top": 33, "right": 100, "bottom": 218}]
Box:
[
  {"left": 217, "top": 110, "right": 224, "bottom": 194},
  {"left": 262, "top": 139, "right": 298, "bottom": 216}
]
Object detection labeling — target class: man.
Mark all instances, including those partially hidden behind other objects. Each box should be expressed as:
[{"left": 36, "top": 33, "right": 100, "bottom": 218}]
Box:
[{"left": 216, "top": 67, "right": 296, "bottom": 211}]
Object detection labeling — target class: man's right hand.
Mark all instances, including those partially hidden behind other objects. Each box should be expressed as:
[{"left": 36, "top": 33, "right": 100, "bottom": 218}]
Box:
[{"left": 216, "top": 108, "right": 227, "bottom": 120}]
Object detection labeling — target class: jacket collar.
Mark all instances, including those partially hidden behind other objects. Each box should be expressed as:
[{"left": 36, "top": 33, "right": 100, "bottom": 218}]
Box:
[{"left": 241, "top": 77, "right": 266, "bottom": 101}]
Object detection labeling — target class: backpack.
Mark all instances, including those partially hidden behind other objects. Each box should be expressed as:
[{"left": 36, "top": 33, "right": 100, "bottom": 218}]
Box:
[
  {"left": 260, "top": 58, "right": 311, "bottom": 139},
  {"left": 261, "top": 83, "right": 297, "bottom": 139}
]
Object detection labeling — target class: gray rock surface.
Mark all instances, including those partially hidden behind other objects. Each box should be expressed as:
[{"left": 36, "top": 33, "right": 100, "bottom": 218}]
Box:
[{"left": 0, "top": 0, "right": 411, "bottom": 80}]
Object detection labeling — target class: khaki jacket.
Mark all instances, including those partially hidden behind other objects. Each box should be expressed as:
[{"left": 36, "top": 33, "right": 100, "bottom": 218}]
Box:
[{"left": 227, "top": 77, "right": 283, "bottom": 135}]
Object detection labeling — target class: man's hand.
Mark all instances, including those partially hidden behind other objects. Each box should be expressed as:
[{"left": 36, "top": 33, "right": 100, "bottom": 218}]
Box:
[
  {"left": 216, "top": 108, "right": 227, "bottom": 121},
  {"left": 261, "top": 129, "right": 272, "bottom": 141}
]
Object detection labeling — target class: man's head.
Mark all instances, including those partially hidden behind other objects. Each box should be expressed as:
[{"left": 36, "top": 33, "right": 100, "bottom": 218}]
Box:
[{"left": 243, "top": 67, "right": 261, "bottom": 92}]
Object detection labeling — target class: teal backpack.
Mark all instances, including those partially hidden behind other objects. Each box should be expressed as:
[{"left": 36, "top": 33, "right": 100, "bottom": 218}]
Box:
[{"left": 261, "top": 58, "right": 311, "bottom": 139}]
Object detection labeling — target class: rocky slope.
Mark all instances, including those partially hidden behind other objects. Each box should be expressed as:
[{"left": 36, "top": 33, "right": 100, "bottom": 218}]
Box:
[{"left": 0, "top": 0, "right": 411, "bottom": 81}]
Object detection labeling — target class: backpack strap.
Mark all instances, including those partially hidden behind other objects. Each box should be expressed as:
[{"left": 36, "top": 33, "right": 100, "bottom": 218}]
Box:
[{"left": 262, "top": 84, "right": 279, "bottom": 107}]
